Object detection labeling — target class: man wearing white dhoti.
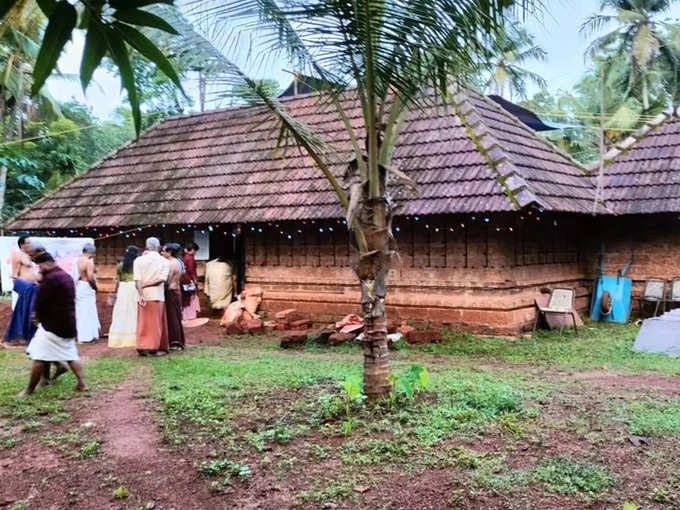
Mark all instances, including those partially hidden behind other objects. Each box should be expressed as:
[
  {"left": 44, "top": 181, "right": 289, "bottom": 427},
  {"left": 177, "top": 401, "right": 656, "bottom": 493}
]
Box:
[
  {"left": 72, "top": 243, "right": 100, "bottom": 343},
  {"left": 19, "top": 252, "right": 87, "bottom": 397}
]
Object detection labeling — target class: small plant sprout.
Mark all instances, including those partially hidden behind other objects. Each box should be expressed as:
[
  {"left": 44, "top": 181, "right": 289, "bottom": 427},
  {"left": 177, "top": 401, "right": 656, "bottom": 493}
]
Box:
[
  {"left": 113, "top": 486, "right": 130, "bottom": 500},
  {"left": 388, "top": 364, "right": 429, "bottom": 400},
  {"left": 340, "top": 375, "right": 365, "bottom": 435}
]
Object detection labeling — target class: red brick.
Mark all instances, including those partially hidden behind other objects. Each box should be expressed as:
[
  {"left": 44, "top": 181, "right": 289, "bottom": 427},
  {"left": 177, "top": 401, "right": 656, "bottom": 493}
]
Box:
[
  {"left": 397, "top": 323, "right": 415, "bottom": 335},
  {"left": 339, "top": 323, "right": 363, "bottom": 335},
  {"left": 275, "top": 308, "right": 298, "bottom": 320},
  {"left": 329, "top": 332, "right": 356, "bottom": 345},
  {"left": 241, "top": 318, "right": 263, "bottom": 334},
  {"left": 280, "top": 330, "right": 308, "bottom": 348},
  {"left": 222, "top": 321, "right": 244, "bottom": 335},
  {"left": 406, "top": 330, "right": 442, "bottom": 344},
  {"left": 290, "top": 319, "right": 312, "bottom": 330}
]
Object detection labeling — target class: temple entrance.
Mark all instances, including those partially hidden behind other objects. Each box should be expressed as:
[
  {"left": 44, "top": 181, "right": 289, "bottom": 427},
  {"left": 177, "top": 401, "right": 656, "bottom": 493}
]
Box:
[{"left": 209, "top": 224, "right": 245, "bottom": 294}]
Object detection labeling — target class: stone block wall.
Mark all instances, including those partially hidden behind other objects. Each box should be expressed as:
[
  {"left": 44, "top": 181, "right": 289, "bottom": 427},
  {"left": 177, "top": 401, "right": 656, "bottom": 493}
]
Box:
[
  {"left": 245, "top": 213, "right": 590, "bottom": 335},
  {"left": 86, "top": 213, "right": 679, "bottom": 336}
]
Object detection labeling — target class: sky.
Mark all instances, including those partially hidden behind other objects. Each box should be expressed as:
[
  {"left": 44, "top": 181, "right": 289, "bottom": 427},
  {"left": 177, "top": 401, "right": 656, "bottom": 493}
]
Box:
[{"left": 46, "top": 0, "right": 680, "bottom": 121}]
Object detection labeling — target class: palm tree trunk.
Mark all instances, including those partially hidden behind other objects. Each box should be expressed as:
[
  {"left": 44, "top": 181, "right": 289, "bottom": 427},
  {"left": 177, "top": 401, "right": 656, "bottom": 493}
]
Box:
[
  {"left": 0, "top": 164, "right": 7, "bottom": 219},
  {"left": 642, "top": 75, "right": 649, "bottom": 110},
  {"left": 354, "top": 198, "right": 391, "bottom": 400},
  {"left": 198, "top": 70, "right": 206, "bottom": 113}
]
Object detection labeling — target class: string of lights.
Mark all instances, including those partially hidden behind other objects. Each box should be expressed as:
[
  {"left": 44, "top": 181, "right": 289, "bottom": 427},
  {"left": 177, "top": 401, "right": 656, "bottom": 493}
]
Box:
[{"left": 7, "top": 210, "right": 558, "bottom": 241}]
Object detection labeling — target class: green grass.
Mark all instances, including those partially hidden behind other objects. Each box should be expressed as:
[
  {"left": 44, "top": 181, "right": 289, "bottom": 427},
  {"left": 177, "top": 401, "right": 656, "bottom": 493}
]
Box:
[
  {"left": 533, "top": 456, "right": 616, "bottom": 495},
  {"left": 626, "top": 398, "right": 680, "bottom": 436},
  {"left": 0, "top": 354, "right": 130, "bottom": 424},
  {"left": 41, "top": 431, "right": 101, "bottom": 459},
  {"left": 415, "top": 322, "right": 680, "bottom": 374}
]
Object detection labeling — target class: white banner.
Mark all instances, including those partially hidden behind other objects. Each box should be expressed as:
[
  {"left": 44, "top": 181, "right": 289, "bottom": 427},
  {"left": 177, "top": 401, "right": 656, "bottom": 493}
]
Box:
[{"left": 0, "top": 236, "right": 95, "bottom": 292}]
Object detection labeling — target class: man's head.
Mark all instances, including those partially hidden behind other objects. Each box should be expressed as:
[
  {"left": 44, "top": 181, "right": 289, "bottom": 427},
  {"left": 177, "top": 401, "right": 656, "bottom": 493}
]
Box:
[
  {"left": 186, "top": 242, "right": 199, "bottom": 254},
  {"left": 25, "top": 238, "right": 46, "bottom": 259},
  {"left": 82, "top": 243, "right": 96, "bottom": 258},
  {"left": 17, "top": 236, "right": 28, "bottom": 251},
  {"left": 163, "top": 243, "right": 181, "bottom": 259},
  {"left": 33, "top": 251, "right": 55, "bottom": 273},
  {"left": 146, "top": 237, "right": 161, "bottom": 253}
]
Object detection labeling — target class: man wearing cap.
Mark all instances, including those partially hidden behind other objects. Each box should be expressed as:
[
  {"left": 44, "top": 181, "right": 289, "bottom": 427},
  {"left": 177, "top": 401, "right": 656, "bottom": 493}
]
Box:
[{"left": 18, "top": 252, "right": 87, "bottom": 397}]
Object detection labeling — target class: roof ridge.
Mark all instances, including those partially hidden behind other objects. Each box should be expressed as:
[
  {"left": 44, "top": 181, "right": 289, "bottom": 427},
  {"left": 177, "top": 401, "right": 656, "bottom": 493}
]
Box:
[
  {"left": 452, "top": 91, "right": 545, "bottom": 211},
  {"left": 158, "top": 89, "right": 331, "bottom": 124},
  {"left": 3, "top": 118, "right": 166, "bottom": 230},
  {"left": 471, "top": 90, "right": 593, "bottom": 178},
  {"left": 597, "top": 105, "right": 679, "bottom": 169}
]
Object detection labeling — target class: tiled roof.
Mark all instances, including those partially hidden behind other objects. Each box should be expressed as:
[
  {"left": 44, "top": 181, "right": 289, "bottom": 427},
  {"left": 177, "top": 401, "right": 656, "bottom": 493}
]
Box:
[
  {"left": 595, "top": 105, "right": 680, "bottom": 214},
  {"left": 6, "top": 89, "right": 596, "bottom": 230}
]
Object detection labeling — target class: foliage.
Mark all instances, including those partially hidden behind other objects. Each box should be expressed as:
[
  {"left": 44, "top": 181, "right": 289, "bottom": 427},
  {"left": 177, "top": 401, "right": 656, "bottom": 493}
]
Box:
[
  {"left": 112, "top": 486, "right": 129, "bottom": 500},
  {"left": 533, "top": 456, "right": 616, "bottom": 495},
  {"left": 418, "top": 322, "right": 679, "bottom": 375},
  {"left": 484, "top": 21, "right": 547, "bottom": 100},
  {"left": 387, "top": 364, "right": 429, "bottom": 400},
  {"left": 198, "top": 458, "right": 251, "bottom": 479},
  {"left": 231, "top": 79, "right": 280, "bottom": 105},
  {"left": 0, "top": 100, "right": 133, "bottom": 219},
  {"left": 581, "top": 0, "right": 680, "bottom": 111},
  {"left": 626, "top": 398, "right": 680, "bottom": 436},
  {"left": 340, "top": 374, "right": 365, "bottom": 434}
]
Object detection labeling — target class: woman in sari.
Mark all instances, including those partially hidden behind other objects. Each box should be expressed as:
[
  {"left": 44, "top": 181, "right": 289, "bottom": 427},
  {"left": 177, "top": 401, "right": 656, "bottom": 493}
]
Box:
[
  {"left": 181, "top": 242, "right": 200, "bottom": 320},
  {"left": 108, "top": 246, "right": 139, "bottom": 348}
]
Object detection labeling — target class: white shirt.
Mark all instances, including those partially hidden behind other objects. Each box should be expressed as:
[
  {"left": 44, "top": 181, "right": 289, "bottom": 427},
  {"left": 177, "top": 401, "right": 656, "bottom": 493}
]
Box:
[{"left": 133, "top": 251, "right": 169, "bottom": 302}]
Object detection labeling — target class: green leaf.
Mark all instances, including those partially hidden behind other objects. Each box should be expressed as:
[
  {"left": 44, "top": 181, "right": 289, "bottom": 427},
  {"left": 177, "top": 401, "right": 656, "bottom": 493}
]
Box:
[
  {"left": 113, "top": 8, "right": 179, "bottom": 35},
  {"left": 622, "top": 504, "right": 638, "bottom": 510},
  {"left": 36, "top": 0, "right": 56, "bottom": 16},
  {"left": 112, "top": 21, "right": 182, "bottom": 91},
  {"left": 399, "top": 378, "right": 414, "bottom": 400},
  {"left": 0, "top": 0, "right": 20, "bottom": 19},
  {"left": 31, "top": 1, "right": 77, "bottom": 96},
  {"left": 342, "top": 375, "right": 362, "bottom": 401},
  {"left": 80, "top": 22, "right": 107, "bottom": 92},
  {"left": 110, "top": 0, "right": 173, "bottom": 8},
  {"left": 103, "top": 27, "right": 141, "bottom": 136}
]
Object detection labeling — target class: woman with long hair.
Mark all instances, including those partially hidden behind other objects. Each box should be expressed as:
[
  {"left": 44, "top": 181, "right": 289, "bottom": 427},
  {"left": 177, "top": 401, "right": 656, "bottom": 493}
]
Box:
[{"left": 108, "top": 246, "right": 139, "bottom": 348}]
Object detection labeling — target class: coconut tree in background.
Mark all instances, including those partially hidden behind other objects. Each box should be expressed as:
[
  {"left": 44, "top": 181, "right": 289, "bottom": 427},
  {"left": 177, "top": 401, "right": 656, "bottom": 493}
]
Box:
[
  {"left": 485, "top": 22, "right": 547, "bottom": 100},
  {"left": 581, "top": 0, "right": 680, "bottom": 111}
]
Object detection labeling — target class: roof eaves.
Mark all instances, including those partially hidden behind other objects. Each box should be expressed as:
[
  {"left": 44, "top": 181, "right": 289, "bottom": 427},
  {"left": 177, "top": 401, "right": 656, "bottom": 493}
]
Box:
[{"left": 452, "top": 92, "right": 545, "bottom": 211}]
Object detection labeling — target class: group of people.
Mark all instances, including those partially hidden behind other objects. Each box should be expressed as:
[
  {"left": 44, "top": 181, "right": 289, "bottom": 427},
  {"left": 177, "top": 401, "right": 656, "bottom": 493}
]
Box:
[
  {"left": 6, "top": 236, "right": 100, "bottom": 346},
  {"left": 108, "top": 238, "right": 201, "bottom": 355},
  {"left": 4, "top": 236, "right": 208, "bottom": 397}
]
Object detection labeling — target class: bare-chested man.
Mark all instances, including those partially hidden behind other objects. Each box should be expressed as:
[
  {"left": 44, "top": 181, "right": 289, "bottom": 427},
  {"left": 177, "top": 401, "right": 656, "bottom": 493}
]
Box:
[
  {"left": 11, "top": 236, "right": 38, "bottom": 284},
  {"left": 73, "top": 243, "right": 100, "bottom": 343},
  {"left": 162, "top": 243, "right": 186, "bottom": 350},
  {"left": 5, "top": 237, "right": 39, "bottom": 345}
]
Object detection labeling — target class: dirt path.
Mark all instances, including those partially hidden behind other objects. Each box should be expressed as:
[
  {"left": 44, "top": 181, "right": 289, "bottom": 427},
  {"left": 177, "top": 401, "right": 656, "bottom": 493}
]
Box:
[{"left": 1, "top": 364, "right": 219, "bottom": 509}]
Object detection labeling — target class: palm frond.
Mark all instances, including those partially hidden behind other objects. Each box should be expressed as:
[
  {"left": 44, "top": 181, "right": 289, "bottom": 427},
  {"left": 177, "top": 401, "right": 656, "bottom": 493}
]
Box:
[{"left": 580, "top": 14, "right": 615, "bottom": 37}]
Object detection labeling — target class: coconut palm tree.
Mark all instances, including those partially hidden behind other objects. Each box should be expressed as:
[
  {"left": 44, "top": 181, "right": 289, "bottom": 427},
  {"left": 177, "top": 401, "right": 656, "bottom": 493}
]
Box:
[
  {"left": 174, "top": 0, "right": 541, "bottom": 398},
  {"left": 0, "top": 0, "right": 61, "bottom": 140},
  {"left": 581, "top": 0, "right": 680, "bottom": 111},
  {"left": 485, "top": 22, "right": 547, "bottom": 100},
  {"left": 0, "top": 0, "right": 541, "bottom": 397}
]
